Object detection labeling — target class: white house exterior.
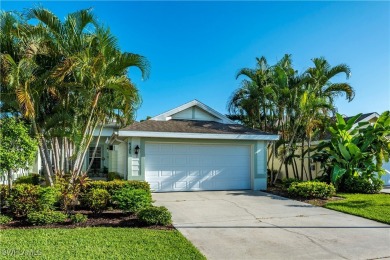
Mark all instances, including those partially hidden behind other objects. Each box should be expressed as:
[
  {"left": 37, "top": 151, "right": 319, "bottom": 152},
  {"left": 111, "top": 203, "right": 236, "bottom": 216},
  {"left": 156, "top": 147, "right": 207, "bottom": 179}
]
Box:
[{"left": 109, "top": 100, "right": 279, "bottom": 192}]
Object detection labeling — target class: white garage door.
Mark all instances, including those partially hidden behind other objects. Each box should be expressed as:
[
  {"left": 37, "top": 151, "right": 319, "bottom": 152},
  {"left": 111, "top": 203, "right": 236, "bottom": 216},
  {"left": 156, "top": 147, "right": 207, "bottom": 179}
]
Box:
[{"left": 145, "top": 143, "right": 251, "bottom": 192}]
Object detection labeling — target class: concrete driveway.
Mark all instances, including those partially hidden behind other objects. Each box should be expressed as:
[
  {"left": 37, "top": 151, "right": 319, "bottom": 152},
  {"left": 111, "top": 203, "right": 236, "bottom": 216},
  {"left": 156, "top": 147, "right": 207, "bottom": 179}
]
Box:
[{"left": 153, "top": 191, "right": 390, "bottom": 260}]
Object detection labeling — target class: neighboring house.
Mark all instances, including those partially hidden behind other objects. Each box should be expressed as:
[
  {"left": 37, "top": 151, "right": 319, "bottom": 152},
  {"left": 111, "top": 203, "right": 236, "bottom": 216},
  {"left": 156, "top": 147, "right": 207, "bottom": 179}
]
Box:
[
  {"left": 274, "top": 112, "right": 390, "bottom": 185},
  {"left": 108, "top": 100, "right": 279, "bottom": 192}
]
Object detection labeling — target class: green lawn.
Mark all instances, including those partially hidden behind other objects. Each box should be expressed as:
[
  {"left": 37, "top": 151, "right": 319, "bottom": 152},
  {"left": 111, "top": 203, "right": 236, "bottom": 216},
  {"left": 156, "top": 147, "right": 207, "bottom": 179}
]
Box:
[
  {"left": 0, "top": 227, "right": 205, "bottom": 259},
  {"left": 324, "top": 193, "right": 390, "bottom": 224}
]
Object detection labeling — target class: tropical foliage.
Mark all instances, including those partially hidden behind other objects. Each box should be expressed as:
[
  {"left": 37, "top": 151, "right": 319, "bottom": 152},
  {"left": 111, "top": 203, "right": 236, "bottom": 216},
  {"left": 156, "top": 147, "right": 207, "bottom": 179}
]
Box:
[
  {"left": 0, "top": 8, "right": 149, "bottom": 186},
  {"left": 313, "top": 111, "right": 390, "bottom": 190},
  {"left": 228, "top": 55, "right": 354, "bottom": 183}
]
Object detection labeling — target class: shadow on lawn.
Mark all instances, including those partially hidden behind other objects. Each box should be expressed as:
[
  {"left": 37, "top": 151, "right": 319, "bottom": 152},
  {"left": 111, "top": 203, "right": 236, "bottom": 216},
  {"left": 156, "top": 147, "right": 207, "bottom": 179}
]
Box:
[{"left": 329, "top": 200, "right": 373, "bottom": 208}]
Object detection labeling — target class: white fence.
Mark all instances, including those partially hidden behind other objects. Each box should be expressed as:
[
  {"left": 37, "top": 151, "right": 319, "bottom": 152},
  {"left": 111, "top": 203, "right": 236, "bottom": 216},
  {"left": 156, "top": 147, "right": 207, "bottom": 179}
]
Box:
[{"left": 0, "top": 168, "right": 30, "bottom": 185}]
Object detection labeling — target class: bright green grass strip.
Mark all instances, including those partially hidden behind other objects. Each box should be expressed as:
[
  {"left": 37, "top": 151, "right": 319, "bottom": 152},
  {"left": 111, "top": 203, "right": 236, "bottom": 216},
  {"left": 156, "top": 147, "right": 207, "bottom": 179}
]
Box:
[
  {"left": 0, "top": 227, "right": 205, "bottom": 260},
  {"left": 324, "top": 193, "right": 390, "bottom": 225}
]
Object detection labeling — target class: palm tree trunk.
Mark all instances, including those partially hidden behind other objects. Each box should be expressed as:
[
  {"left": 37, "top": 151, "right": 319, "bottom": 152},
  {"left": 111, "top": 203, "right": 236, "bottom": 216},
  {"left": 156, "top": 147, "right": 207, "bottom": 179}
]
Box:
[
  {"left": 7, "top": 169, "right": 13, "bottom": 190},
  {"left": 73, "top": 91, "right": 101, "bottom": 174},
  {"left": 300, "top": 138, "right": 305, "bottom": 181},
  {"left": 86, "top": 120, "right": 105, "bottom": 173},
  {"left": 31, "top": 120, "right": 54, "bottom": 186},
  {"left": 307, "top": 137, "right": 313, "bottom": 180}
]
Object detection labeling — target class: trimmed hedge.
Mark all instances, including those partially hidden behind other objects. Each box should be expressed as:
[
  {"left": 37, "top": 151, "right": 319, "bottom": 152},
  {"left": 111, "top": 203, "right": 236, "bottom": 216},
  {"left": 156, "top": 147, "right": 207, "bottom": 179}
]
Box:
[
  {"left": 288, "top": 181, "right": 336, "bottom": 199},
  {"left": 14, "top": 173, "right": 43, "bottom": 185},
  {"left": 27, "top": 210, "right": 67, "bottom": 225},
  {"left": 9, "top": 184, "right": 41, "bottom": 217},
  {"left": 341, "top": 176, "right": 383, "bottom": 194},
  {"left": 8, "top": 184, "right": 60, "bottom": 217},
  {"left": 138, "top": 206, "right": 172, "bottom": 226},
  {"left": 83, "top": 180, "right": 150, "bottom": 195},
  {"left": 112, "top": 188, "right": 152, "bottom": 213},
  {"left": 85, "top": 188, "right": 110, "bottom": 214}
]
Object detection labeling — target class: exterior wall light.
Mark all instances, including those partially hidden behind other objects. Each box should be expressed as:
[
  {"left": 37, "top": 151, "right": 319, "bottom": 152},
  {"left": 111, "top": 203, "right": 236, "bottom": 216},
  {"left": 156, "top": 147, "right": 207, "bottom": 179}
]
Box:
[{"left": 134, "top": 145, "right": 140, "bottom": 155}]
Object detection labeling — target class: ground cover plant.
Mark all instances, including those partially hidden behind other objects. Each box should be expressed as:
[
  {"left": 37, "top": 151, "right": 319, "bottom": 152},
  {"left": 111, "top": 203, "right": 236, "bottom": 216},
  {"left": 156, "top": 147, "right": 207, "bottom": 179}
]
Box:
[{"left": 0, "top": 228, "right": 205, "bottom": 259}]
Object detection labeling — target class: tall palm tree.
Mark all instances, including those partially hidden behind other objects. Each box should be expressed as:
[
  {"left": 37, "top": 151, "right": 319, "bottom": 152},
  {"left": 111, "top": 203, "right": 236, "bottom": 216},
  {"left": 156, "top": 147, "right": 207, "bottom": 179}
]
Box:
[
  {"left": 52, "top": 26, "right": 149, "bottom": 177},
  {"left": 301, "top": 57, "right": 355, "bottom": 178},
  {"left": 2, "top": 8, "right": 150, "bottom": 184},
  {"left": 231, "top": 56, "right": 275, "bottom": 131},
  {"left": 305, "top": 57, "right": 354, "bottom": 105}
]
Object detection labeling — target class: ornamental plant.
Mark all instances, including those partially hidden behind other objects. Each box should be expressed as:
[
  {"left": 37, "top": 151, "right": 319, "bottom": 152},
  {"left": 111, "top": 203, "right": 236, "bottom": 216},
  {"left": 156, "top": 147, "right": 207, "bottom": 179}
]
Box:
[{"left": 313, "top": 111, "right": 390, "bottom": 189}]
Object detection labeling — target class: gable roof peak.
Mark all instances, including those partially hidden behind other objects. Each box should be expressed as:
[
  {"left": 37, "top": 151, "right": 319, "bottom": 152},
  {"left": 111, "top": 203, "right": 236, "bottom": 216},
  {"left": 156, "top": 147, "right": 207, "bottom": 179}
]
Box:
[{"left": 150, "top": 99, "right": 235, "bottom": 124}]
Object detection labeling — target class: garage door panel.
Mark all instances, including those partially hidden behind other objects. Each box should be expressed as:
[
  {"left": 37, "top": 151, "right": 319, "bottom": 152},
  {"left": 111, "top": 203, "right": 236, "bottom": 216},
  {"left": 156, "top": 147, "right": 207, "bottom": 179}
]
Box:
[{"left": 145, "top": 143, "right": 251, "bottom": 192}]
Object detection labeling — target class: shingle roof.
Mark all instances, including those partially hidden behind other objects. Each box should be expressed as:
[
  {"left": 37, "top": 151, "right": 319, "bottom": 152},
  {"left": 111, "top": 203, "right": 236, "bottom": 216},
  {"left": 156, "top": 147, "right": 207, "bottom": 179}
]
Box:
[
  {"left": 120, "top": 120, "right": 273, "bottom": 135},
  {"left": 343, "top": 112, "right": 377, "bottom": 123}
]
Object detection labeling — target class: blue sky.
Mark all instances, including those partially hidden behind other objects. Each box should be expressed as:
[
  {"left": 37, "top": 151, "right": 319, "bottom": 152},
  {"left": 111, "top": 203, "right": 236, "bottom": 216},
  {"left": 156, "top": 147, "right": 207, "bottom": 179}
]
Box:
[{"left": 2, "top": 1, "right": 389, "bottom": 121}]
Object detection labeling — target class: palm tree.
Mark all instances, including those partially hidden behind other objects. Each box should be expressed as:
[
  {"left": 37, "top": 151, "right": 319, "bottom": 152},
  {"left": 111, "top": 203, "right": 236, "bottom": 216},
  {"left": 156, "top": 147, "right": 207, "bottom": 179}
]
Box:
[
  {"left": 2, "top": 8, "right": 150, "bottom": 184},
  {"left": 302, "top": 57, "right": 355, "bottom": 178},
  {"left": 305, "top": 57, "right": 354, "bottom": 105},
  {"left": 52, "top": 26, "right": 149, "bottom": 177},
  {"left": 233, "top": 56, "right": 275, "bottom": 131}
]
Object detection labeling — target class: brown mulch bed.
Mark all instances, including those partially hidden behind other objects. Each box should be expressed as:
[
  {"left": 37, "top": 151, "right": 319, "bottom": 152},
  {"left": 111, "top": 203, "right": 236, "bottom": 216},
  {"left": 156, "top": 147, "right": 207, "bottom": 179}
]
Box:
[
  {"left": 0, "top": 210, "right": 174, "bottom": 230},
  {"left": 266, "top": 183, "right": 344, "bottom": 207}
]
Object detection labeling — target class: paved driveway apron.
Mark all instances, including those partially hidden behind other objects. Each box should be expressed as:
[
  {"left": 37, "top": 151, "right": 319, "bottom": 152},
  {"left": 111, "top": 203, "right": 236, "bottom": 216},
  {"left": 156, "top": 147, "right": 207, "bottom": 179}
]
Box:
[{"left": 153, "top": 191, "right": 390, "bottom": 260}]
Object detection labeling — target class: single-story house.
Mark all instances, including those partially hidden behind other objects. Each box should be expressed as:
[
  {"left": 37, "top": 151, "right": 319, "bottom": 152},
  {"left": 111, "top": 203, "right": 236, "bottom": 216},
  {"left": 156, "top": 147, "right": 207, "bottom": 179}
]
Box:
[{"left": 108, "top": 100, "right": 279, "bottom": 192}]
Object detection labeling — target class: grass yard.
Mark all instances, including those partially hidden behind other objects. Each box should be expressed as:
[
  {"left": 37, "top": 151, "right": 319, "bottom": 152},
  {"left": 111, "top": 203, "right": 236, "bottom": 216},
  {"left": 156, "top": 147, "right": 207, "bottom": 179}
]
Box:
[
  {"left": 324, "top": 193, "right": 390, "bottom": 224},
  {"left": 0, "top": 227, "right": 205, "bottom": 260}
]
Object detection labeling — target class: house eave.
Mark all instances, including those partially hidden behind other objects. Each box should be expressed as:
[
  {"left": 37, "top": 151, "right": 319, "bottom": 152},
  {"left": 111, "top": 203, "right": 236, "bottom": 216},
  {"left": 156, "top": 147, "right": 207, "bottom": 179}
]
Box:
[{"left": 118, "top": 130, "right": 279, "bottom": 141}]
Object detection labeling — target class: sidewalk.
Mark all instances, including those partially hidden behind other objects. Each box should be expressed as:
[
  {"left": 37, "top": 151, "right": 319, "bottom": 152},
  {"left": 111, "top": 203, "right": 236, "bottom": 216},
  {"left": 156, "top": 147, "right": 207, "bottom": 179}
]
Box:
[{"left": 381, "top": 186, "right": 390, "bottom": 194}]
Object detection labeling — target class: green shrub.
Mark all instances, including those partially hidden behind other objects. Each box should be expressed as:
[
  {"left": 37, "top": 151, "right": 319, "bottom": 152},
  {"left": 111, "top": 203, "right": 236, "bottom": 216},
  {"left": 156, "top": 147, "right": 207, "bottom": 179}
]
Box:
[
  {"left": 138, "top": 206, "right": 172, "bottom": 226},
  {"left": 288, "top": 181, "right": 336, "bottom": 199},
  {"left": 341, "top": 176, "right": 384, "bottom": 194},
  {"left": 39, "top": 187, "right": 61, "bottom": 210},
  {"left": 282, "top": 178, "right": 302, "bottom": 189},
  {"left": 85, "top": 188, "right": 110, "bottom": 214},
  {"left": 107, "top": 172, "right": 123, "bottom": 181},
  {"left": 9, "top": 184, "right": 41, "bottom": 217},
  {"left": 27, "top": 210, "right": 67, "bottom": 225},
  {"left": 0, "top": 214, "right": 12, "bottom": 225},
  {"left": 70, "top": 213, "right": 88, "bottom": 224},
  {"left": 84, "top": 180, "right": 150, "bottom": 195},
  {"left": 8, "top": 184, "right": 60, "bottom": 217},
  {"left": 55, "top": 174, "right": 90, "bottom": 214},
  {"left": 14, "top": 173, "right": 43, "bottom": 185},
  {"left": 0, "top": 185, "right": 10, "bottom": 208},
  {"left": 112, "top": 188, "right": 152, "bottom": 213}
]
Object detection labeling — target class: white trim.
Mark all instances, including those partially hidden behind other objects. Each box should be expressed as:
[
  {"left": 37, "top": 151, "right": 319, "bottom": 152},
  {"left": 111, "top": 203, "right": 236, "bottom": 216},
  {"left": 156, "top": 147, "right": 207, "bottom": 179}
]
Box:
[
  {"left": 352, "top": 112, "right": 379, "bottom": 129},
  {"left": 118, "top": 130, "right": 279, "bottom": 141},
  {"left": 150, "top": 99, "right": 235, "bottom": 124}
]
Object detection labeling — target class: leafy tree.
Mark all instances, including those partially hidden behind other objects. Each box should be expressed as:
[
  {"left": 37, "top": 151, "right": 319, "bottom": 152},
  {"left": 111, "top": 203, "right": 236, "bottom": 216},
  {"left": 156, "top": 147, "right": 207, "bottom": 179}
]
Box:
[{"left": 0, "top": 118, "right": 37, "bottom": 189}]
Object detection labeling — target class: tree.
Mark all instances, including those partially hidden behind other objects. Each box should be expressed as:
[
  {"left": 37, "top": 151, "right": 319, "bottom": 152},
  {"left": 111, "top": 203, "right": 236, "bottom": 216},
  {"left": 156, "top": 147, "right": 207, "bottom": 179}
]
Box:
[
  {"left": 228, "top": 55, "right": 355, "bottom": 184},
  {"left": 0, "top": 117, "right": 37, "bottom": 189},
  {"left": 1, "top": 8, "right": 149, "bottom": 185}
]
